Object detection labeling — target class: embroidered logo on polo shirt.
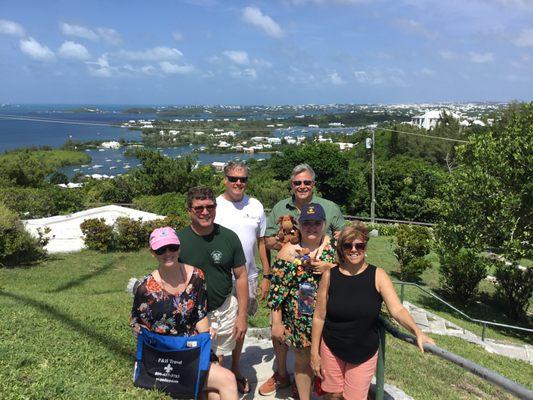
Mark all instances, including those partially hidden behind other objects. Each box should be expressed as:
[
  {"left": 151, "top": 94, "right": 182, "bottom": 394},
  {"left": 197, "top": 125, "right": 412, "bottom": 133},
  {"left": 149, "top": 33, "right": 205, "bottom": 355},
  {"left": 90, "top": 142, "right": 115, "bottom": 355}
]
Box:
[
  {"left": 211, "top": 250, "right": 223, "bottom": 264},
  {"left": 308, "top": 206, "right": 315, "bottom": 214}
]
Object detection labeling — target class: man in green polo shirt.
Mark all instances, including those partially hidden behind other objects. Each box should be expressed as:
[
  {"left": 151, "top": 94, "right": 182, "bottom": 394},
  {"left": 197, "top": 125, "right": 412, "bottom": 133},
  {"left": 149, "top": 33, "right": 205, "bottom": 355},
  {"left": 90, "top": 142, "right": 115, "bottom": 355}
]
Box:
[
  {"left": 177, "top": 186, "right": 248, "bottom": 364},
  {"left": 259, "top": 163, "right": 346, "bottom": 397}
]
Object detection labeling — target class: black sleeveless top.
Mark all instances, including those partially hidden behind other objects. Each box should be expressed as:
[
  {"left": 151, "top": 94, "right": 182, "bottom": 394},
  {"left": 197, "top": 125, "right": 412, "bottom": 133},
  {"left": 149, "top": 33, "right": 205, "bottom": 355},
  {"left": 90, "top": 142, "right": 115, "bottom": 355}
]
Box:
[{"left": 323, "top": 264, "right": 383, "bottom": 364}]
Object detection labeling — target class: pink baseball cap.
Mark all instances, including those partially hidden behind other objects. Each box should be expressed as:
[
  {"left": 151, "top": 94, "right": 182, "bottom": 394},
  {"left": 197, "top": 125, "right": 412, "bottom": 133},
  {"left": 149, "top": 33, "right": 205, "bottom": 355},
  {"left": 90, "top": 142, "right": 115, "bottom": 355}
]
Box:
[{"left": 149, "top": 227, "right": 180, "bottom": 250}]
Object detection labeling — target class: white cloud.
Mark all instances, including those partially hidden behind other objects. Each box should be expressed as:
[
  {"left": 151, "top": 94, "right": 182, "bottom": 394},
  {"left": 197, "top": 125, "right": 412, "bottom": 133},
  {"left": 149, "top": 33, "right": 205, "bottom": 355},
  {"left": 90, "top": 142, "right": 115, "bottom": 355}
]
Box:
[
  {"left": 159, "top": 61, "right": 195, "bottom": 74},
  {"left": 141, "top": 65, "right": 157, "bottom": 74},
  {"left": 469, "top": 51, "right": 494, "bottom": 63},
  {"left": 60, "top": 22, "right": 98, "bottom": 40},
  {"left": 328, "top": 72, "right": 344, "bottom": 85},
  {"left": 353, "top": 68, "right": 407, "bottom": 86},
  {"left": 223, "top": 50, "right": 249, "bottom": 65},
  {"left": 286, "top": 0, "right": 373, "bottom": 4},
  {"left": 242, "top": 7, "right": 284, "bottom": 38},
  {"left": 0, "top": 19, "right": 25, "bottom": 36},
  {"left": 86, "top": 54, "right": 113, "bottom": 77},
  {"left": 58, "top": 41, "right": 91, "bottom": 60},
  {"left": 19, "top": 37, "right": 55, "bottom": 61},
  {"left": 96, "top": 27, "right": 122, "bottom": 45},
  {"left": 396, "top": 19, "right": 436, "bottom": 39},
  {"left": 119, "top": 47, "right": 183, "bottom": 61},
  {"left": 172, "top": 31, "right": 184, "bottom": 42},
  {"left": 513, "top": 28, "right": 533, "bottom": 47},
  {"left": 420, "top": 68, "right": 436, "bottom": 76},
  {"left": 231, "top": 67, "right": 257, "bottom": 79},
  {"left": 438, "top": 49, "right": 457, "bottom": 60}
]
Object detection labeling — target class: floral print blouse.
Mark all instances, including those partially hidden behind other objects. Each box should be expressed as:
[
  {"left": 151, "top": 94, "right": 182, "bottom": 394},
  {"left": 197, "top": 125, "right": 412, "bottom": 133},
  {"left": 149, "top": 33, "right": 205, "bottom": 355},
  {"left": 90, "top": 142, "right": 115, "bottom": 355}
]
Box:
[
  {"left": 268, "top": 240, "right": 336, "bottom": 348},
  {"left": 130, "top": 268, "right": 207, "bottom": 336}
]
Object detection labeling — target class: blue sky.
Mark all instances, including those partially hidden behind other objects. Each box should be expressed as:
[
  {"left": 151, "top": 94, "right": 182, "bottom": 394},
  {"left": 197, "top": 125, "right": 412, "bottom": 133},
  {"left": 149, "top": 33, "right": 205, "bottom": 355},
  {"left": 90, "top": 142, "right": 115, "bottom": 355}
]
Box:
[{"left": 1, "top": 0, "right": 533, "bottom": 104}]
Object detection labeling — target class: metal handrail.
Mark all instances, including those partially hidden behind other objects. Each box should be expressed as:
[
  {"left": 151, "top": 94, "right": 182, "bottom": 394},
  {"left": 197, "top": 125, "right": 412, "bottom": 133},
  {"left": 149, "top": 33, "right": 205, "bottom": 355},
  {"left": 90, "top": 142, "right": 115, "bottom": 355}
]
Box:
[
  {"left": 393, "top": 281, "right": 533, "bottom": 341},
  {"left": 374, "top": 316, "right": 533, "bottom": 400}
]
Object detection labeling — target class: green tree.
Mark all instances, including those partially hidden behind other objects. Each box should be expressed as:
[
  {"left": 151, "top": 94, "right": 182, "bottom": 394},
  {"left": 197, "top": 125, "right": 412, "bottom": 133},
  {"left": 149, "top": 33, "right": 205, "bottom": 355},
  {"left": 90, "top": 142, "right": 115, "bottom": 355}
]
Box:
[{"left": 436, "top": 103, "right": 532, "bottom": 318}]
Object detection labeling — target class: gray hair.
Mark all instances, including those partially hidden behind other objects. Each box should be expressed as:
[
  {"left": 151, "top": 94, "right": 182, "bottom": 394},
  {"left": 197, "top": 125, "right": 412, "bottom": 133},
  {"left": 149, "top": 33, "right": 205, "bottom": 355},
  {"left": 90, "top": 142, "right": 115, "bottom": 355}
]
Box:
[
  {"left": 290, "top": 163, "right": 316, "bottom": 180},
  {"left": 224, "top": 160, "right": 249, "bottom": 176}
]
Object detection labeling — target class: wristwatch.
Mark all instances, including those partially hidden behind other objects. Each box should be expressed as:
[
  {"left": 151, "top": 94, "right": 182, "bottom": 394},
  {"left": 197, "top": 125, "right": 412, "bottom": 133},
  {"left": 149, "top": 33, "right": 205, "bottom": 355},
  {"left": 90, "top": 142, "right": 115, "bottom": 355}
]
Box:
[{"left": 263, "top": 274, "right": 272, "bottom": 280}]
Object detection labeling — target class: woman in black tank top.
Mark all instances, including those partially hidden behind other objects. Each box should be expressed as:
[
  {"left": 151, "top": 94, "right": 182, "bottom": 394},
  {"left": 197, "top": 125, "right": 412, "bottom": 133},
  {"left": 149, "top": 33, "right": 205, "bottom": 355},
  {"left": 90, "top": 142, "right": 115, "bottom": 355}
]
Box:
[{"left": 310, "top": 222, "right": 435, "bottom": 400}]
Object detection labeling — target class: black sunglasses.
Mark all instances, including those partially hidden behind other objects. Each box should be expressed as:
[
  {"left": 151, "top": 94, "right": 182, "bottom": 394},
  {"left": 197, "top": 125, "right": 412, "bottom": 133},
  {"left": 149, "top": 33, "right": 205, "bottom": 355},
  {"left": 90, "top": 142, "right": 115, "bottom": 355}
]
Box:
[
  {"left": 154, "top": 244, "right": 180, "bottom": 255},
  {"left": 191, "top": 204, "right": 216, "bottom": 213},
  {"left": 292, "top": 180, "right": 313, "bottom": 187},
  {"left": 342, "top": 242, "right": 366, "bottom": 252},
  {"left": 226, "top": 176, "right": 248, "bottom": 183}
]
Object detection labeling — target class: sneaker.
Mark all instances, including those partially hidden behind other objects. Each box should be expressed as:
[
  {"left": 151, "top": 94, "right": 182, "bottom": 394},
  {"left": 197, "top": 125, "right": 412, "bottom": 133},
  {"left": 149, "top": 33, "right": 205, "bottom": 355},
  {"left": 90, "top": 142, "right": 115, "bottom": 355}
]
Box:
[{"left": 258, "top": 372, "right": 290, "bottom": 396}]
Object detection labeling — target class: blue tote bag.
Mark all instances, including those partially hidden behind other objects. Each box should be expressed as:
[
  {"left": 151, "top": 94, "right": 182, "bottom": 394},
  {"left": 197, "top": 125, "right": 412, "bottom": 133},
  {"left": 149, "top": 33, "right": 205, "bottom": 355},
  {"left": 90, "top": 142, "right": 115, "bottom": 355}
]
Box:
[{"left": 133, "top": 328, "right": 211, "bottom": 399}]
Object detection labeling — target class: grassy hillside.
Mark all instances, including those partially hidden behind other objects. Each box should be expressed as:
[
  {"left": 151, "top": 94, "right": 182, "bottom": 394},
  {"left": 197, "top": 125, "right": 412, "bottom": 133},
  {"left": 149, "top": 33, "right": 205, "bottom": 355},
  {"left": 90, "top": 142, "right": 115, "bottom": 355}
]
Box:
[{"left": 0, "top": 240, "right": 531, "bottom": 399}]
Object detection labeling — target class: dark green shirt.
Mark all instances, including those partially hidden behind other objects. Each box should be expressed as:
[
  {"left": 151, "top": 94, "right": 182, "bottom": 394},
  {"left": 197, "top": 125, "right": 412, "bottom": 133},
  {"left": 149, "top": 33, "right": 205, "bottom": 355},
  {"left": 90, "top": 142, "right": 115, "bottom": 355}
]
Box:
[
  {"left": 265, "top": 195, "right": 346, "bottom": 237},
  {"left": 177, "top": 224, "right": 246, "bottom": 312}
]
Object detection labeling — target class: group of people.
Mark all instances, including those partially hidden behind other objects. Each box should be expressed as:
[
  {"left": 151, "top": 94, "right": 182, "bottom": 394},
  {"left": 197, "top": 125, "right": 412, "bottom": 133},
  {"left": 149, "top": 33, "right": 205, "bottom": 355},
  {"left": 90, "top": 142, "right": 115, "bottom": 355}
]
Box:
[{"left": 130, "top": 162, "right": 434, "bottom": 400}]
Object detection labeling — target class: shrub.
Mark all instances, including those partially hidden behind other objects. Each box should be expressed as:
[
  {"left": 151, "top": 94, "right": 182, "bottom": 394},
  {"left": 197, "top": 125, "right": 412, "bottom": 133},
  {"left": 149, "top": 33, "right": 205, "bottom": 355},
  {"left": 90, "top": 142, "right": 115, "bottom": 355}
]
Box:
[
  {"left": 133, "top": 192, "right": 190, "bottom": 218},
  {"left": 80, "top": 218, "right": 114, "bottom": 252},
  {"left": 393, "top": 225, "right": 433, "bottom": 281},
  {"left": 114, "top": 217, "right": 146, "bottom": 251},
  {"left": 493, "top": 259, "right": 533, "bottom": 320},
  {"left": 49, "top": 172, "right": 69, "bottom": 185},
  {"left": 0, "top": 186, "right": 85, "bottom": 218},
  {"left": 438, "top": 248, "right": 487, "bottom": 301},
  {"left": 0, "top": 204, "right": 48, "bottom": 267},
  {"left": 366, "top": 223, "right": 400, "bottom": 237}
]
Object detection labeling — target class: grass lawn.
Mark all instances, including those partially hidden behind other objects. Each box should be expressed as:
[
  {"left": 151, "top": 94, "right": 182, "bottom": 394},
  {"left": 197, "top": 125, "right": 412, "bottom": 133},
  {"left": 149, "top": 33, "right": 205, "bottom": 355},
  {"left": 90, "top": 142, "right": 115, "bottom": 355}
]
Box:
[{"left": 0, "top": 243, "right": 531, "bottom": 399}]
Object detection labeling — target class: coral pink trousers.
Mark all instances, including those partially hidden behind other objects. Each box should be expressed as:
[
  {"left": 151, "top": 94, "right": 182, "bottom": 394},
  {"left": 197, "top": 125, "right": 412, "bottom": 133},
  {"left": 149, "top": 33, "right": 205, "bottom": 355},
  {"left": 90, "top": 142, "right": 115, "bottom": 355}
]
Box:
[{"left": 320, "top": 340, "right": 378, "bottom": 400}]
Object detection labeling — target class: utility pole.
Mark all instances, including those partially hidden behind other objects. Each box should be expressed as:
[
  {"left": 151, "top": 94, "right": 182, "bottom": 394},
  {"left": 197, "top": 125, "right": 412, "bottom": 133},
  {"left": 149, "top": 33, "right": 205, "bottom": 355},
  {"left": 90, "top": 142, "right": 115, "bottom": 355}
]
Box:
[{"left": 366, "top": 131, "right": 376, "bottom": 223}]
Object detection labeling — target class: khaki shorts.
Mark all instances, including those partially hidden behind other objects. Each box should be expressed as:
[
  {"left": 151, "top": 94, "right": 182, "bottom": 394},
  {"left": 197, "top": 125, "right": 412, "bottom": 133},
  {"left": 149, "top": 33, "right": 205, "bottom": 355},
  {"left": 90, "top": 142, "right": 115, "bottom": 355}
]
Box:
[{"left": 208, "top": 295, "right": 239, "bottom": 356}]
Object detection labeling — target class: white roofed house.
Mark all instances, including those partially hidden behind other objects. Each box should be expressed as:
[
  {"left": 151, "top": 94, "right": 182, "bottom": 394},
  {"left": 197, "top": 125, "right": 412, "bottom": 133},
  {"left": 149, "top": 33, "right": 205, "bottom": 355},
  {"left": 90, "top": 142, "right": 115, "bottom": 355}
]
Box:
[{"left": 410, "top": 110, "right": 461, "bottom": 130}]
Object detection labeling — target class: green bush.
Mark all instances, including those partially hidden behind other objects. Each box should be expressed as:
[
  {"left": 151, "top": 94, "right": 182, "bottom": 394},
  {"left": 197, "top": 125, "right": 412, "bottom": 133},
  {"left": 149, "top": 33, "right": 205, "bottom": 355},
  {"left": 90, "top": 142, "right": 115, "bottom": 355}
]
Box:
[
  {"left": 367, "top": 223, "right": 400, "bottom": 237},
  {"left": 493, "top": 259, "right": 533, "bottom": 320},
  {"left": 438, "top": 248, "right": 487, "bottom": 301},
  {"left": 0, "top": 204, "right": 48, "bottom": 267},
  {"left": 114, "top": 217, "right": 146, "bottom": 251},
  {"left": 48, "top": 172, "right": 69, "bottom": 185},
  {"left": 393, "top": 225, "right": 433, "bottom": 281},
  {"left": 80, "top": 218, "right": 114, "bottom": 252},
  {"left": 0, "top": 186, "right": 85, "bottom": 218},
  {"left": 133, "top": 192, "right": 190, "bottom": 217}
]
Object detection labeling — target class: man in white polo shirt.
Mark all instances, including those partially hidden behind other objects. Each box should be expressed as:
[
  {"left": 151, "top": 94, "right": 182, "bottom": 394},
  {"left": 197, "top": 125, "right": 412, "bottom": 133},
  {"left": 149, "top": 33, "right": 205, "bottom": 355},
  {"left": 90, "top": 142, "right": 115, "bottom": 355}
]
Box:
[{"left": 215, "top": 160, "right": 271, "bottom": 394}]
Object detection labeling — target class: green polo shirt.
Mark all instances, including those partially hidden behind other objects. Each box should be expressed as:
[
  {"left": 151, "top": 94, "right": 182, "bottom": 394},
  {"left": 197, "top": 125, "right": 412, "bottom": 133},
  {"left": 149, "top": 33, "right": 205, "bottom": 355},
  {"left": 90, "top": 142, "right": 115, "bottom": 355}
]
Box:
[
  {"left": 178, "top": 224, "right": 246, "bottom": 312},
  {"left": 265, "top": 195, "right": 346, "bottom": 237}
]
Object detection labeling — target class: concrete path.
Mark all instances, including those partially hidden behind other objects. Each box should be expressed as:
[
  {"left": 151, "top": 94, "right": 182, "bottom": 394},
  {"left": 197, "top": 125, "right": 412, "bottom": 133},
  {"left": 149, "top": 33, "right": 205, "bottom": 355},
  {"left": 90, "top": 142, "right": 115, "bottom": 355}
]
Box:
[
  {"left": 228, "top": 329, "right": 413, "bottom": 400},
  {"left": 403, "top": 301, "right": 533, "bottom": 364}
]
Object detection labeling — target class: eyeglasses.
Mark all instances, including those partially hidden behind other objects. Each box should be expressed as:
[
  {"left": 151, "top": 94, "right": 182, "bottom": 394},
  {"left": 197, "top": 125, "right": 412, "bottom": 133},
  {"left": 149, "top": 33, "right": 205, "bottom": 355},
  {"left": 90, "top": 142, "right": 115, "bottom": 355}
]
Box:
[
  {"left": 226, "top": 176, "right": 248, "bottom": 183},
  {"left": 342, "top": 242, "right": 366, "bottom": 252},
  {"left": 292, "top": 180, "right": 313, "bottom": 187},
  {"left": 154, "top": 244, "right": 180, "bottom": 255},
  {"left": 191, "top": 204, "right": 216, "bottom": 213}
]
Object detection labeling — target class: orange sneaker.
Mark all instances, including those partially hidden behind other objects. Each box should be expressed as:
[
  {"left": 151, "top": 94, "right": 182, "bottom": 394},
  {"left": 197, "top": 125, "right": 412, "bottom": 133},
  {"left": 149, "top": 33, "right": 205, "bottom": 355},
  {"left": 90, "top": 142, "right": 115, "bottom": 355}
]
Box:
[{"left": 258, "top": 372, "right": 290, "bottom": 396}]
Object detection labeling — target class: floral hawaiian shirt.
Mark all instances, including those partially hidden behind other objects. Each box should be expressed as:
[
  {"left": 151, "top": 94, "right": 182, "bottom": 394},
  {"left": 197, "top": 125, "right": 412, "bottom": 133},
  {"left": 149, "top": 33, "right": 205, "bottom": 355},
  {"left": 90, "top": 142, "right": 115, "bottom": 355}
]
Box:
[
  {"left": 268, "top": 241, "right": 336, "bottom": 348},
  {"left": 130, "top": 268, "right": 207, "bottom": 336}
]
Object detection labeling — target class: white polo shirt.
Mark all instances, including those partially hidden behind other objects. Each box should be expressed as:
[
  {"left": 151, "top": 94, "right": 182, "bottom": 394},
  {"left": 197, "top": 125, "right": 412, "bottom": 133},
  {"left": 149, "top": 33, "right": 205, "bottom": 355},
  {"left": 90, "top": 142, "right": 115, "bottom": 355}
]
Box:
[{"left": 215, "top": 194, "right": 266, "bottom": 280}]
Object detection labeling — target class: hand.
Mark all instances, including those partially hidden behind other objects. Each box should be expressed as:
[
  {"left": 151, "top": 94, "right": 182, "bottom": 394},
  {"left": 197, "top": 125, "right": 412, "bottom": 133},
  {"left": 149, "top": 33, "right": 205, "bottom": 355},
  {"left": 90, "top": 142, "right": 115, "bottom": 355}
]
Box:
[
  {"left": 232, "top": 315, "right": 248, "bottom": 341},
  {"left": 310, "top": 351, "right": 323, "bottom": 379},
  {"left": 271, "top": 322, "right": 285, "bottom": 344},
  {"left": 415, "top": 332, "right": 435, "bottom": 353},
  {"left": 310, "top": 260, "right": 332, "bottom": 275},
  {"left": 209, "top": 326, "right": 218, "bottom": 340},
  {"left": 132, "top": 323, "right": 141, "bottom": 339},
  {"left": 333, "top": 230, "right": 341, "bottom": 241},
  {"left": 259, "top": 278, "right": 271, "bottom": 300}
]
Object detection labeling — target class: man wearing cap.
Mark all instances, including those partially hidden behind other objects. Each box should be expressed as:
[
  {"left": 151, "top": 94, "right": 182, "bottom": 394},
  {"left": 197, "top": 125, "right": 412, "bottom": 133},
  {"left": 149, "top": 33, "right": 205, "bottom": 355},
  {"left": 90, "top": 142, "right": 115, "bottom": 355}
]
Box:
[
  {"left": 259, "top": 163, "right": 345, "bottom": 397},
  {"left": 214, "top": 161, "right": 270, "bottom": 394},
  {"left": 177, "top": 186, "right": 249, "bottom": 365}
]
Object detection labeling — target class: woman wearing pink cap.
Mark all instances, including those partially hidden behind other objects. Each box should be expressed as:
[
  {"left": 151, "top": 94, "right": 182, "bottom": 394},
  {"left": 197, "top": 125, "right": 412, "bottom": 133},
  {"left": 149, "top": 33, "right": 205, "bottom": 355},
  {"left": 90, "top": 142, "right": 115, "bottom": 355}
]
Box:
[{"left": 130, "top": 226, "right": 238, "bottom": 400}]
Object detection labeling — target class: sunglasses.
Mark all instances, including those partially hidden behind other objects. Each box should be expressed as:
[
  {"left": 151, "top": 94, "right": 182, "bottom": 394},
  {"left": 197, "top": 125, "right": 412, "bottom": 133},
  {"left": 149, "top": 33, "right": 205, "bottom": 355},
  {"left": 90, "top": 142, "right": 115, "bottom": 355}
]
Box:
[
  {"left": 226, "top": 176, "right": 248, "bottom": 183},
  {"left": 154, "top": 244, "right": 180, "bottom": 255},
  {"left": 342, "top": 242, "right": 366, "bottom": 252},
  {"left": 191, "top": 204, "right": 216, "bottom": 213},
  {"left": 292, "top": 180, "right": 313, "bottom": 187}
]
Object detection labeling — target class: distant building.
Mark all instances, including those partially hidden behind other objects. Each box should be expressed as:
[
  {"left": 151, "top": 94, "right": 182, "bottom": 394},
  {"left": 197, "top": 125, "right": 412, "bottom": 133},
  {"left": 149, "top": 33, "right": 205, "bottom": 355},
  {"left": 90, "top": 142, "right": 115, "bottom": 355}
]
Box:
[
  {"left": 101, "top": 141, "right": 121, "bottom": 149},
  {"left": 212, "top": 161, "right": 226, "bottom": 172},
  {"left": 410, "top": 110, "right": 460, "bottom": 130}
]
